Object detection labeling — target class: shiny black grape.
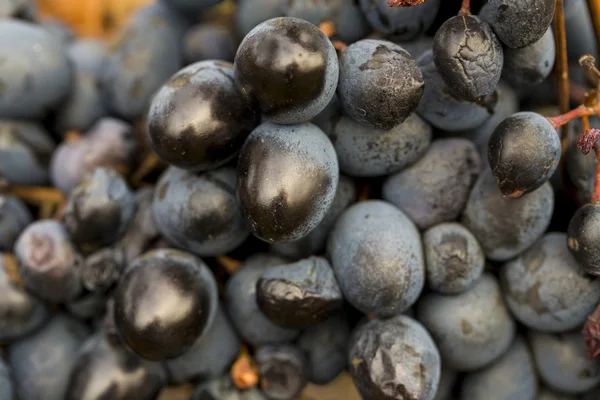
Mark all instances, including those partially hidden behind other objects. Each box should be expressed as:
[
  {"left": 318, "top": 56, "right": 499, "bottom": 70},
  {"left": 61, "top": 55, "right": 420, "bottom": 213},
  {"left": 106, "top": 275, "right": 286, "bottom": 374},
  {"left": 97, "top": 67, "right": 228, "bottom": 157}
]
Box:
[
  {"left": 486, "top": 0, "right": 555, "bottom": 48},
  {"left": 568, "top": 203, "right": 600, "bottom": 276},
  {"left": 234, "top": 17, "right": 339, "bottom": 124},
  {"left": 148, "top": 60, "right": 259, "bottom": 171},
  {"left": 113, "top": 249, "right": 218, "bottom": 361},
  {"left": 237, "top": 122, "right": 338, "bottom": 243}
]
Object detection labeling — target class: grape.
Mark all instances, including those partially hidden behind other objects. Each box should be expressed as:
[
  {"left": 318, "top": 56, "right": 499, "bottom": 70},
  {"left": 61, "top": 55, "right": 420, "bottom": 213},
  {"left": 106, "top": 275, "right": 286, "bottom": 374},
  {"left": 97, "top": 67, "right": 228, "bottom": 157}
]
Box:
[
  {"left": 255, "top": 345, "right": 308, "bottom": 400},
  {"left": 9, "top": 314, "right": 91, "bottom": 400},
  {"left": 422, "top": 222, "right": 485, "bottom": 295},
  {"left": 183, "top": 24, "right": 236, "bottom": 64},
  {"left": 417, "top": 274, "right": 516, "bottom": 371},
  {"left": 501, "top": 232, "right": 600, "bottom": 332},
  {"left": 416, "top": 50, "right": 496, "bottom": 132},
  {"left": 234, "top": 17, "right": 338, "bottom": 124},
  {"left": 488, "top": 112, "right": 561, "bottom": 197},
  {"left": 191, "top": 376, "right": 267, "bottom": 400},
  {"left": 236, "top": 122, "right": 338, "bottom": 243},
  {"left": 503, "top": 27, "right": 555, "bottom": 87},
  {"left": 15, "top": 220, "right": 83, "bottom": 303},
  {"left": 165, "top": 308, "right": 241, "bottom": 384},
  {"left": 460, "top": 336, "right": 538, "bottom": 400},
  {"left": 65, "top": 333, "right": 167, "bottom": 400},
  {"left": 567, "top": 203, "right": 600, "bottom": 276},
  {"left": 530, "top": 330, "right": 600, "bottom": 394},
  {"left": 348, "top": 315, "right": 441, "bottom": 400},
  {"left": 330, "top": 113, "right": 431, "bottom": 178},
  {"left": 486, "top": 0, "right": 555, "bottom": 48},
  {"left": 153, "top": 166, "right": 249, "bottom": 256},
  {"left": 0, "top": 20, "right": 72, "bottom": 119},
  {"left": 50, "top": 118, "right": 137, "bottom": 194},
  {"left": 101, "top": 6, "right": 182, "bottom": 120},
  {"left": 461, "top": 169, "right": 554, "bottom": 262},
  {"left": 0, "top": 120, "right": 56, "bottom": 186},
  {"left": 327, "top": 200, "right": 424, "bottom": 317},
  {"left": 270, "top": 175, "right": 356, "bottom": 260},
  {"left": 113, "top": 249, "right": 218, "bottom": 361},
  {"left": 256, "top": 256, "right": 343, "bottom": 328},
  {"left": 63, "top": 168, "right": 136, "bottom": 254},
  {"left": 383, "top": 138, "right": 481, "bottom": 230},
  {"left": 0, "top": 194, "right": 32, "bottom": 252},
  {"left": 297, "top": 313, "right": 350, "bottom": 385},
  {"left": 338, "top": 39, "right": 424, "bottom": 130},
  {"left": 282, "top": 0, "right": 369, "bottom": 43},
  {"left": 433, "top": 15, "right": 503, "bottom": 102},
  {"left": 225, "top": 254, "right": 300, "bottom": 346},
  {"left": 234, "top": 0, "right": 284, "bottom": 39},
  {"left": 0, "top": 257, "right": 48, "bottom": 343},
  {"left": 359, "top": 0, "right": 441, "bottom": 41},
  {"left": 147, "top": 61, "right": 259, "bottom": 172},
  {"left": 67, "top": 39, "right": 108, "bottom": 80}
]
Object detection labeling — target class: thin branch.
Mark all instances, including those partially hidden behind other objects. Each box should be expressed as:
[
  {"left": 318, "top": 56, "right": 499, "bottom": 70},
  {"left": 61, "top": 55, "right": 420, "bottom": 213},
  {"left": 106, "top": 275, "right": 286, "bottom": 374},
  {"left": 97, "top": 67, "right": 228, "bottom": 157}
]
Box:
[{"left": 553, "top": 0, "right": 570, "bottom": 150}]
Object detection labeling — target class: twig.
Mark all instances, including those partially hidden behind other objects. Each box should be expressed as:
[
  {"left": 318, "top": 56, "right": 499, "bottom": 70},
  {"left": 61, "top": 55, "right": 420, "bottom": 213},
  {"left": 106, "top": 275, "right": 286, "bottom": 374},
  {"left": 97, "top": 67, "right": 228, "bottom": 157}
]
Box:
[{"left": 553, "top": 0, "right": 570, "bottom": 152}]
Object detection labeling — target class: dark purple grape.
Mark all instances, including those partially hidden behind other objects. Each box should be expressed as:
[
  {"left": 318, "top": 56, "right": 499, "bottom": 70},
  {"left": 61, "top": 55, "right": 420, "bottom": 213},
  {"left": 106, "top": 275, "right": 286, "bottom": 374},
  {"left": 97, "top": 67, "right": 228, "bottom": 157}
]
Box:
[
  {"left": 348, "top": 315, "right": 441, "bottom": 400},
  {"left": 330, "top": 113, "right": 432, "bottom": 178},
  {"left": 568, "top": 202, "right": 600, "bottom": 276},
  {"left": 530, "top": 330, "right": 600, "bottom": 394},
  {"left": 65, "top": 333, "right": 167, "bottom": 400},
  {"left": 113, "top": 249, "right": 218, "bottom": 361},
  {"left": 224, "top": 254, "right": 300, "bottom": 346},
  {"left": 416, "top": 50, "right": 496, "bottom": 132},
  {"left": 255, "top": 344, "right": 308, "bottom": 400},
  {"left": 256, "top": 256, "right": 343, "bottom": 328},
  {"left": 0, "top": 20, "right": 72, "bottom": 119},
  {"left": 488, "top": 112, "right": 560, "bottom": 197},
  {"left": 338, "top": 39, "right": 424, "bottom": 130},
  {"left": 433, "top": 15, "right": 503, "bottom": 102},
  {"left": 0, "top": 120, "right": 56, "bottom": 186},
  {"left": 383, "top": 138, "right": 481, "bottom": 230},
  {"left": 0, "top": 194, "right": 32, "bottom": 252},
  {"left": 147, "top": 60, "right": 259, "bottom": 171},
  {"left": 101, "top": 6, "right": 182, "bottom": 120},
  {"left": 328, "top": 200, "right": 424, "bottom": 317},
  {"left": 236, "top": 122, "right": 338, "bottom": 243},
  {"left": 234, "top": 0, "right": 284, "bottom": 39},
  {"left": 417, "top": 274, "right": 516, "bottom": 371},
  {"left": 153, "top": 166, "right": 249, "bottom": 256},
  {"left": 502, "top": 27, "right": 555, "bottom": 86},
  {"left": 165, "top": 307, "right": 240, "bottom": 384},
  {"left": 9, "top": 313, "right": 91, "bottom": 400},
  {"left": 15, "top": 220, "right": 83, "bottom": 303},
  {"left": 486, "top": 0, "right": 555, "bottom": 48},
  {"left": 501, "top": 232, "right": 600, "bottom": 332},
  {"left": 461, "top": 169, "right": 554, "bottom": 262},
  {"left": 234, "top": 17, "right": 338, "bottom": 124},
  {"left": 63, "top": 168, "right": 136, "bottom": 254},
  {"left": 282, "top": 0, "right": 369, "bottom": 43},
  {"left": 460, "top": 336, "right": 538, "bottom": 400},
  {"left": 0, "top": 256, "right": 48, "bottom": 343},
  {"left": 50, "top": 118, "right": 137, "bottom": 194},
  {"left": 183, "top": 24, "right": 236, "bottom": 63}
]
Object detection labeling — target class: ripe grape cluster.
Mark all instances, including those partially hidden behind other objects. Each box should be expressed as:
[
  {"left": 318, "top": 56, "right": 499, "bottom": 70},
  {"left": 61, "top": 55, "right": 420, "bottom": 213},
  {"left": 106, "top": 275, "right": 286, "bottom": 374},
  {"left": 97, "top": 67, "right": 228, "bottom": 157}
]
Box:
[{"left": 2, "top": 0, "right": 600, "bottom": 399}]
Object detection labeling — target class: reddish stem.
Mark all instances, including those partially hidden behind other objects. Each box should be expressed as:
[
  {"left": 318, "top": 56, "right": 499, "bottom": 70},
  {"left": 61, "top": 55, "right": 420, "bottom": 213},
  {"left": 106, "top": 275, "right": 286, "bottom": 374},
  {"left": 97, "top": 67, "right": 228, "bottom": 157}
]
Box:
[
  {"left": 584, "top": 304, "right": 600, "bottom": 359},
  {"left": 592, "top": 163, "right": 600, "bottom": 203},
  {"left": 547, "top": 105, "right": 600, "bottom": 129},
  {"left": 458, "top": 0, "right": 471, "bottom": 15}
]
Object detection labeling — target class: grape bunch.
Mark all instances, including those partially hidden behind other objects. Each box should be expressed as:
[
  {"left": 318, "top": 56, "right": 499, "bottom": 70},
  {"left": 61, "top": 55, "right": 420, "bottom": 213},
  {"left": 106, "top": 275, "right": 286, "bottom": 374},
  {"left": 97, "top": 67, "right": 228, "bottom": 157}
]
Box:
[{"left": 2, "top": 0, "right": 600, "bottom": 399}]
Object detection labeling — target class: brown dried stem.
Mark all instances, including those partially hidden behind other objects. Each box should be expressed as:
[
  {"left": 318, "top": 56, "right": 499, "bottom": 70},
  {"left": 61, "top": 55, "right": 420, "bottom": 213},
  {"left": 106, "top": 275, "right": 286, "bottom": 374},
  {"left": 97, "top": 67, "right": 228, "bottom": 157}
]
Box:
[
  {"left": 553, "top": 0, "right": 570, "bottom": 153},
  {"left": 388, "top": 0, "right": 426, "bottom": 7}
]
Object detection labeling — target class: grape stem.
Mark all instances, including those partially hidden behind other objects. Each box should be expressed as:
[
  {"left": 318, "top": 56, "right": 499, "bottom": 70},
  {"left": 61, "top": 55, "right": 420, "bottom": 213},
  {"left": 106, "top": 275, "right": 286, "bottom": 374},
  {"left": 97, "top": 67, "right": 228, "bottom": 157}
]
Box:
[
  {"left": 458, "top": 0, "right": 471, "bottom": 16},
  {"left": 585, "top": 0, "right": 600, "bottom": 63},
  {"left": 547, "top": 104, "right": 600, "bottom": 129},
  {"left": 553, "top": 0, "right": 570, "bottom": 151},
  {"left": 387, "top": 0, "right": 426, "bottom": 6}
]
